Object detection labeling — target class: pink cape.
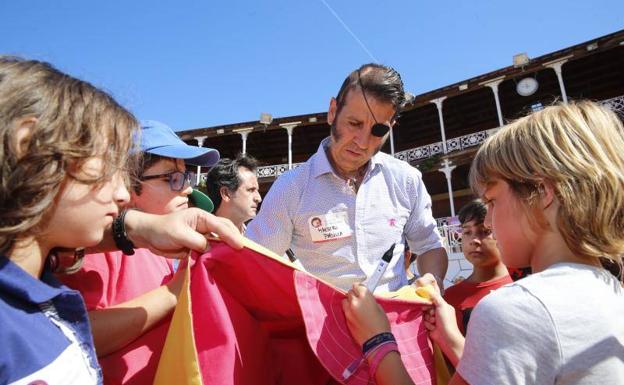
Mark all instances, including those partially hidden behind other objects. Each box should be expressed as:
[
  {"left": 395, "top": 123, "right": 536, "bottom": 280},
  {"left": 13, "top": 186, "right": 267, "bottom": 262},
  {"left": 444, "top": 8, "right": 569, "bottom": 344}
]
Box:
[{"left": 154, "top": 241, "right": 436, "bottom": 385}]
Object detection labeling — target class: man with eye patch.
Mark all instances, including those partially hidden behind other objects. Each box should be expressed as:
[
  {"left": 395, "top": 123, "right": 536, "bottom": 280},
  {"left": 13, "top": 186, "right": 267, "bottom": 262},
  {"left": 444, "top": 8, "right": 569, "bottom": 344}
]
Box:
[{"left": 247, "top": 64, "right": 448, "bottom": 292}]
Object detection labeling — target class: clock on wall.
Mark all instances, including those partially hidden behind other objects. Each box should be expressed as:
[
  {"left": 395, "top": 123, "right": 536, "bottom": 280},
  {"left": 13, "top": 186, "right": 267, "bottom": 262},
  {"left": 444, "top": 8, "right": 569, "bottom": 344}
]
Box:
[{"left": 516, "top": 77, "right": 539, "bottom": 96}]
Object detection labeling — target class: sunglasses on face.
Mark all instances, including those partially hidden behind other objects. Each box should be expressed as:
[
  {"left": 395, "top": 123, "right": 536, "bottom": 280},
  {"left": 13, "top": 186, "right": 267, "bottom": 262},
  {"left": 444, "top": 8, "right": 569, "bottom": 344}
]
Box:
[
  {"left": 141, "top": 170, "right": 197, "bottom": 191},
  {"left": 357, "top": 69, "right": 391, "bottom": 138}
]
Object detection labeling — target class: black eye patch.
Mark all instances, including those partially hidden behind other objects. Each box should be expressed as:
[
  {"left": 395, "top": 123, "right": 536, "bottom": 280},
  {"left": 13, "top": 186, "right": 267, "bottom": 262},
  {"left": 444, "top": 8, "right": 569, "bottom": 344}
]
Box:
[{"left": 371, "top": 123, "right": 390, "bottom": 137}]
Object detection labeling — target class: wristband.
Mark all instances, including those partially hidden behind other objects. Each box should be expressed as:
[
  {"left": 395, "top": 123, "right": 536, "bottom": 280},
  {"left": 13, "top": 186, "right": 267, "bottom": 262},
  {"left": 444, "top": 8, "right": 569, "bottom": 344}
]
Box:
[
  {"left": 343, "top": 340, "right": 400, "bottom": 381},
  {"left": 363, "top": 332, "right": 396, "bottom": 355},
  {"left": 343, "top": 332, "right": 398, "bottom": 381},
  {"left": 367, "top": 341, "right": 399, "bottom": 378},
  {"left": 112, "top": 209, "right": 135, "bottom": 255}
]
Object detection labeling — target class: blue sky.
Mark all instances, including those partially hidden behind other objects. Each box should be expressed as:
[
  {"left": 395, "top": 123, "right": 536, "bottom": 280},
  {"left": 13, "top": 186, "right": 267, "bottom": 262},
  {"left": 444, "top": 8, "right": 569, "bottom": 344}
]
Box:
[{"left": 1, "top": 1, "right": 622, "bottom": 131}]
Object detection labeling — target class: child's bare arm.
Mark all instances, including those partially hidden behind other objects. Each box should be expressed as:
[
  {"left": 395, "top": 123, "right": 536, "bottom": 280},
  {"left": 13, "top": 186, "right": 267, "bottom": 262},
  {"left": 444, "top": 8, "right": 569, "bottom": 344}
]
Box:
[
  {"left": 417, "top": 273, "right": 466, "bottom": 366},
  {"left": 91, "top": 208, "right": 245, "bottom": 257},
  {"left": 342, "top": 283, "right": 415, "bottom": 385}
]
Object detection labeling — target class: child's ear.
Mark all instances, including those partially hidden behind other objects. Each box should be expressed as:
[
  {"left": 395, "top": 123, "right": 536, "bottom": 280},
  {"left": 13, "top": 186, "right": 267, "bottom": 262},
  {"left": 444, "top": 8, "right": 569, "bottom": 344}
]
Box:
[
  {"left": 538, "top": 182, "right": 556, "bottom": 209},
  {"left": 13, "top": 117, "right": 37, "bottom": 160},
  {"left": 219, "top": 186, "right": 230, "bottom": 202}
]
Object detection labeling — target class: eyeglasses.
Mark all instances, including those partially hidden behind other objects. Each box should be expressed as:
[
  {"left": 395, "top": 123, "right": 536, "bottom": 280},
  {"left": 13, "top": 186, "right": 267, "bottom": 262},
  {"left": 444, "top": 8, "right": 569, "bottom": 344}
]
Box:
[
  {"left": 357, "top": 69, "right": 391, "bottom": 138},
  {"left": 141, "top": 170, "right": 197, "bottom": 191}
]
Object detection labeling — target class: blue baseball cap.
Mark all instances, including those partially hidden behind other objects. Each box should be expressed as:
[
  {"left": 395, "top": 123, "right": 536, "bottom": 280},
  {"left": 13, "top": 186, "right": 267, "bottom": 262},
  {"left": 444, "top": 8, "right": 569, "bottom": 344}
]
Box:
[{"left": 139, "top": 120, "right": 220, "bottom": 167}]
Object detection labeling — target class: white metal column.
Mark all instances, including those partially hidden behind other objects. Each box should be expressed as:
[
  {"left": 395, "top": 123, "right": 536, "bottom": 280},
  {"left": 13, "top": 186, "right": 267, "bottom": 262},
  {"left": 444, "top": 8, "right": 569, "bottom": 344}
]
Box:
[
  {"left": 194, "top": 136, "right": 207, "bottom": 185},
  {"left": 544, "top": 55, "right": 572, "bottom": 103},
  {"left": 233, "top": 127, "right": 254, "bottom": 155},
  {"left": 482, "top": 76, "right": 506, "bottom": 127},
  {"left": 430, "top": 97, "right": 448, "bottom": 153},
  {"left": 280, "top": 121, "right": 300, "bottom": 170},
  {"left": 438, "top": 159, "right": 457, "bottom": 217},
  {"left": 430, "top": 96, "right": 456, "bottom": 217}
]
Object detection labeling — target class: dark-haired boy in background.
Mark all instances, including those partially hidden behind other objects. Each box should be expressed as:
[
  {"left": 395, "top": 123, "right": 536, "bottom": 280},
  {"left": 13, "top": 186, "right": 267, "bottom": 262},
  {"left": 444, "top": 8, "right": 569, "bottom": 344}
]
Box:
[{"left": 443, "top": 199, "right": 512, "bottom": 335}]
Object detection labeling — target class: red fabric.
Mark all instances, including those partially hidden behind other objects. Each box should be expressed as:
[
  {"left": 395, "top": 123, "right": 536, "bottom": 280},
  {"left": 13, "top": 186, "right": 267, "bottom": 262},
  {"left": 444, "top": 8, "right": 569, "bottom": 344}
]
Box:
[
  {"left": 60, "top": 249, "right": 174, "bottom": 385},
  {"left": 189, "top": 242, "right": 435, "bottom": 385},
  {"left": 189, "top": 246, "right": 334, "bottom": 385},
  {"left": 443, "top": 274, "right": 512, "bottom": 335}
]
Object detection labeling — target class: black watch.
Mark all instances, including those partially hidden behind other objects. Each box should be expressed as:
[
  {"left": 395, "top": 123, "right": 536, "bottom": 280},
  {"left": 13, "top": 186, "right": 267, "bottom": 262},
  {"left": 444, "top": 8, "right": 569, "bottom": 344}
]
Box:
[{"left": 112, "top": 209, "right": 136, "bottom": 255}]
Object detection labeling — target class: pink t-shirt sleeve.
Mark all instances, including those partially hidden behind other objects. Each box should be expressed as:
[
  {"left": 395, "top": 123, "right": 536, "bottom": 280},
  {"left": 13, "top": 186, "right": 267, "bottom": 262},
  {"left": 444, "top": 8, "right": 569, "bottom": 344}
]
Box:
[
  {"left": 60, "top": 249, "right": 175, "bottom": 310},
  {"left": 59, "top": 251, "right": 122, "bottom": 310}
]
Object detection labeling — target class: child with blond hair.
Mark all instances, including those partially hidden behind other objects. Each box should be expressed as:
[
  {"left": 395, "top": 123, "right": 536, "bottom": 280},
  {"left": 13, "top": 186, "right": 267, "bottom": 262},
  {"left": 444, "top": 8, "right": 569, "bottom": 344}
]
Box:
[{"left": 342, "top": 101, "right": 624, "bottom": 385}]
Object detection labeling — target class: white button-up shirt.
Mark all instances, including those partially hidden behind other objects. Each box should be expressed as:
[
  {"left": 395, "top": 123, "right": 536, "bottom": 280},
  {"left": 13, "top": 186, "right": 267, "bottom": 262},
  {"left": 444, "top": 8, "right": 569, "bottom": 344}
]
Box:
[{"left": 247, "top": 138, "right": 443, "bottom": 292}]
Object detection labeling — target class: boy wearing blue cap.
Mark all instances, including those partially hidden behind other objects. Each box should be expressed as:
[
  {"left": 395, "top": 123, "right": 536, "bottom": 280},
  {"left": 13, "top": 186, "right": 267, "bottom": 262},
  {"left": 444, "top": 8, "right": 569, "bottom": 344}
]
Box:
[{"left": 60, "top": 120, "right": 219, "bottom": 385}]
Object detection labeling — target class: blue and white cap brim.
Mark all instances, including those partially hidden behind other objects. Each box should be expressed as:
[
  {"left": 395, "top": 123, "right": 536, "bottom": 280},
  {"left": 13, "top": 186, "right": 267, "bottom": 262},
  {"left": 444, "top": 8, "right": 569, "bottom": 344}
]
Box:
[{"left": 146, "top": 145, "right": 220, "bottom": 167}]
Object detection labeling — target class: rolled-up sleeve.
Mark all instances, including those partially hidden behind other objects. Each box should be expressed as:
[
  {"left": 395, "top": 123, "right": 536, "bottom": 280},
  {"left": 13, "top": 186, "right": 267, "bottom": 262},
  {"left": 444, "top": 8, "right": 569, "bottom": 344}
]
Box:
[{"left": 403, "top": 171, "right": 444, "bottom": 256}]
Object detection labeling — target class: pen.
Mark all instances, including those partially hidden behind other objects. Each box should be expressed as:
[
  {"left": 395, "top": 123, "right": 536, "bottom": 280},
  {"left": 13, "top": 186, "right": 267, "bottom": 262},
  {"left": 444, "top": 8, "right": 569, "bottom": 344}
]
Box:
[
  {"left": 285, "top": 248, "right": 306, "bottom": 271},
  {"left": 365, "top": 243, "right": 396, "bottom": 293}
]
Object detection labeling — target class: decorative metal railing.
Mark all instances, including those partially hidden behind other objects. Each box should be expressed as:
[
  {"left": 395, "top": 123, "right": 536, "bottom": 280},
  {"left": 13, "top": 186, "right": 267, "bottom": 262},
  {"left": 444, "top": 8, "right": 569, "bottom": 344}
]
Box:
[
  {"left": 394, "top": 128, "right": 500, "bottom": 164},
  {"left": 255, "top": 128, "right": 499, "bottom": 178},
  {"left": 252, "top": 95, "right": 622, "bottom": 179},
  {"left": 600, "top": 95, "right": 624, "bottom": 117},
  {"left": 256, "top": 163, "right": 303, "bottom": 179},
  {"left": 436, "top": 218, "right": 463, "bottom": 254}
]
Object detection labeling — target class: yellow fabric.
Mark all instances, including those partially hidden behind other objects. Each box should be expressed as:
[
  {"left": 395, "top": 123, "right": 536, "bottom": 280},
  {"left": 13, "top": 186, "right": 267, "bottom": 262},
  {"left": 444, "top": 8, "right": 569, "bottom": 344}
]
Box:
[
  {"left": 433, "top": 343, "right": 451, "bottom": 385},
  {"left": 153, "top": 258, "right": 203, "bottom": 385}
]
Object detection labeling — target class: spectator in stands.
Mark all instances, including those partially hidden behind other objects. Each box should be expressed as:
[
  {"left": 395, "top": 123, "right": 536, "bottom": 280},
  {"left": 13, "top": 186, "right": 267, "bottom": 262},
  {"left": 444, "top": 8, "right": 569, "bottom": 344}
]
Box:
[
  {"left": 341, "top": 101, "right": 624, "bottom": 385},
  {"left": 204, "top": 154, "right": 262, "bottom": 234}
]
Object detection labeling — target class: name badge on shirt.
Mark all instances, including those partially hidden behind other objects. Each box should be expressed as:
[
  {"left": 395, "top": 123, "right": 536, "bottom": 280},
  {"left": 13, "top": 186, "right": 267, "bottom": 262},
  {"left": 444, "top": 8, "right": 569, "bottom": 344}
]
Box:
[{"left": 308, "top": 212, "right": 353, "bottom": 243}]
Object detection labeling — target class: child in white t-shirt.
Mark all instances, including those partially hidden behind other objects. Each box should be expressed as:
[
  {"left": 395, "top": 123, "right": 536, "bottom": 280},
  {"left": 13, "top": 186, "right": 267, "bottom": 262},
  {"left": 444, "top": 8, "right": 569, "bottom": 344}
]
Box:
[{"left": 342, "top": 101, "right": 624, "bottom": 385}]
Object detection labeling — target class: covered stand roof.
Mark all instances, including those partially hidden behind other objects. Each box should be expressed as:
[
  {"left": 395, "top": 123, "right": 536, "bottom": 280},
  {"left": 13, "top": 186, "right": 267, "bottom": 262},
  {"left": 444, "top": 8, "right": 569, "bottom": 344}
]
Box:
[{"left": 180, "top": 30, "right": 624, "bottom": 217}]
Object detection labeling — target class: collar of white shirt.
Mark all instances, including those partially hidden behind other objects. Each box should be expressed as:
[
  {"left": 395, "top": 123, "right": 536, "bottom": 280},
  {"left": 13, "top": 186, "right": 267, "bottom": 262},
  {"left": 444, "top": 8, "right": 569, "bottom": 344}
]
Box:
[{"left": 311, "top": 137, "right": 383, "bottom": 180}]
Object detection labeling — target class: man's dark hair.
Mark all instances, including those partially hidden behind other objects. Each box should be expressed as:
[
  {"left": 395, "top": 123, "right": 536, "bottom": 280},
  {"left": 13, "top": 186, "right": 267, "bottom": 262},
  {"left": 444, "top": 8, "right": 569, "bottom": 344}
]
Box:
[
  {"left": 335, "top": 63, "right": 407, "bottom": 120},
  {"left": 457, "top": 199, "right": 487, "bottom": 225},
  {"left": 205, "top": 154, "right": 259, "bottom": 210}
]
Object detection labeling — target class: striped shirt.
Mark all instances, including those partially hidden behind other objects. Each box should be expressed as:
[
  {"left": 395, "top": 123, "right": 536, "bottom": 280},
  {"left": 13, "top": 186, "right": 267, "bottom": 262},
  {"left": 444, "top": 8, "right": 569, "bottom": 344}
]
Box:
[{"left": 247, "top": 137, "right": 443, "bottom": 292}]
